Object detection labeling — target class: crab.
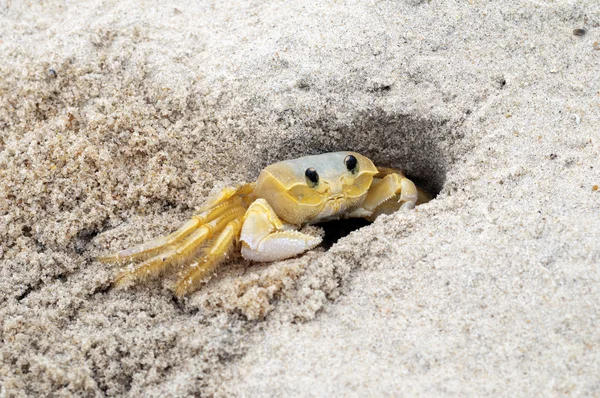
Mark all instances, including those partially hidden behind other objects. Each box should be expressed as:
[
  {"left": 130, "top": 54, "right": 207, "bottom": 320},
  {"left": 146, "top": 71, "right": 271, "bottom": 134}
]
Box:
[{"left": 98, "top": 151, "right": 429, "bottom": 296}]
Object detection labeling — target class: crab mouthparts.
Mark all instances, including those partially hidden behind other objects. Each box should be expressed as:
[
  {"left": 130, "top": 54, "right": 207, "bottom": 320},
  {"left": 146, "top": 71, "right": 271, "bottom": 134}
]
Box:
[{"left": 314, "top": 196, "right": 351, "bottom": 220}]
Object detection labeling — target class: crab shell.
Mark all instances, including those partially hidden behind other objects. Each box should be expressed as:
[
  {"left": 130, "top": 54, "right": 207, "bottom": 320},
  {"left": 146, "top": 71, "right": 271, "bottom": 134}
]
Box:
[{"left": 253, "top": 151, "right": 378, "bottom": 225}]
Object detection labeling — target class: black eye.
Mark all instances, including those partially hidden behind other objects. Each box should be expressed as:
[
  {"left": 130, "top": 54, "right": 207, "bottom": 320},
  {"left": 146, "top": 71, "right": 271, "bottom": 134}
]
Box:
[
  {"left": 305, "top": 167, "right": 319, "bottom": 187},
  {"left": 344, "top": 155, "right": 358, "bottom": 174}
]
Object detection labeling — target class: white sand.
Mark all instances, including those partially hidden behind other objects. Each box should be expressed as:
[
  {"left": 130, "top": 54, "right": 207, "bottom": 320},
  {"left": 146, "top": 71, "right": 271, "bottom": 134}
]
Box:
[{"left": 1, "top": 0, "right": 599, "bottom": 396}]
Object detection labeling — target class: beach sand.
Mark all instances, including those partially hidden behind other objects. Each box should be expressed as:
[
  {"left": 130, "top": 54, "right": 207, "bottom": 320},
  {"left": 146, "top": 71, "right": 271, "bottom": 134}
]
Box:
[{"left": 1, "top": 0, "right": 599, "bottom": 396}]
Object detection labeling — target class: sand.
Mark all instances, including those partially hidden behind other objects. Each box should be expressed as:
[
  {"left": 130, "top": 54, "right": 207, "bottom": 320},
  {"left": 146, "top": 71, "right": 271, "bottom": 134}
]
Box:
[{"left": 1, "top": 0, "right": 599, "bottom": 396}]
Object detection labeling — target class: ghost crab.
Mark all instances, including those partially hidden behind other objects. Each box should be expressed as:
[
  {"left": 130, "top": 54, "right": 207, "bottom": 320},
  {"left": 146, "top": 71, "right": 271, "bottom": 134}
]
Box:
[{"left": 99, "top": 151, "right": 428, "bottom": 296}]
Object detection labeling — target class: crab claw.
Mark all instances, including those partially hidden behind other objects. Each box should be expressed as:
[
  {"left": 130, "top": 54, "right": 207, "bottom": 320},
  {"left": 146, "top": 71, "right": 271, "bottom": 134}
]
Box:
[{"left": 240, "top": 199, "right": 322, "bottom": 262}]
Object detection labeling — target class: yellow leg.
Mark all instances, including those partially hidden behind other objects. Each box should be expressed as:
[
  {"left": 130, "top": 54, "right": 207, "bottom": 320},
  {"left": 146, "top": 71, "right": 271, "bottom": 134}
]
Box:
[
  {"left": 98, "top": 196, "right": 244, "bottom": 263},
  {"left": 174, "top": 217, "right": 244, "bottom": 297},
  {"left": 195, "top": 183, "right": 255, "bottom": 212},
  {"left": 113, "top": 206, "right": 245, "bottom": 287}
]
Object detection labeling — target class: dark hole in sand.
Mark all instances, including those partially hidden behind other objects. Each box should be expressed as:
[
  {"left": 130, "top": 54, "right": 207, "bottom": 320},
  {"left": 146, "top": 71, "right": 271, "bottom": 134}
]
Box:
[
  {"left": 246, "top": 110, "right": 450, "bottom": 249},
  {"left": 316, "top": 218, "right": 372, "bottom": 250}
]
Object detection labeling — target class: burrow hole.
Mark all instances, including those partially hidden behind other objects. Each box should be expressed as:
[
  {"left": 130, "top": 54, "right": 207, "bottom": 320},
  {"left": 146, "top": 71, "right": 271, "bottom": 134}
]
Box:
[{"left": 247, "top": 110, "right": 457, "bottom": 248}]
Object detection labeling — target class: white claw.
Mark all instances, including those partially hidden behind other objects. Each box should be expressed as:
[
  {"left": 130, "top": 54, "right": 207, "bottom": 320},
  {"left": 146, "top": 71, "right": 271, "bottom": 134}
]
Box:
[{"left": 240, "top": 199, "right": 322, "bottom": 262}]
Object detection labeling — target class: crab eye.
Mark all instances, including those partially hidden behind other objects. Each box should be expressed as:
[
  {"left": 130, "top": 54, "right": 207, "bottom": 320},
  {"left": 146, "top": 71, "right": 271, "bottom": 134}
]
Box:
[
  {"left": 305, "top": 167, "right": 319, "bottom": 188},
  {"left": 344, "top": 155, "right": 358, "bottom": 174}
]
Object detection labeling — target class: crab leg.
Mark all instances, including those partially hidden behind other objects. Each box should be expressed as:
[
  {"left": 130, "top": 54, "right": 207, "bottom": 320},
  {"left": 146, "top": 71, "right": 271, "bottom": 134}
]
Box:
[
  {"left": 174, "top": 217, "right": 244, "bottom": 297},
  {"left": 195, "top": 183, "right": 255, "bottom": 212},
  {"left": 98, "top": 196, "right": 244, "bottom": 263},
  {"left": 114, "top": 206, "right": 246, "bottom": 287},
  {"left": 239, "top": 199, "right": 322, "bottom": 262}
]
